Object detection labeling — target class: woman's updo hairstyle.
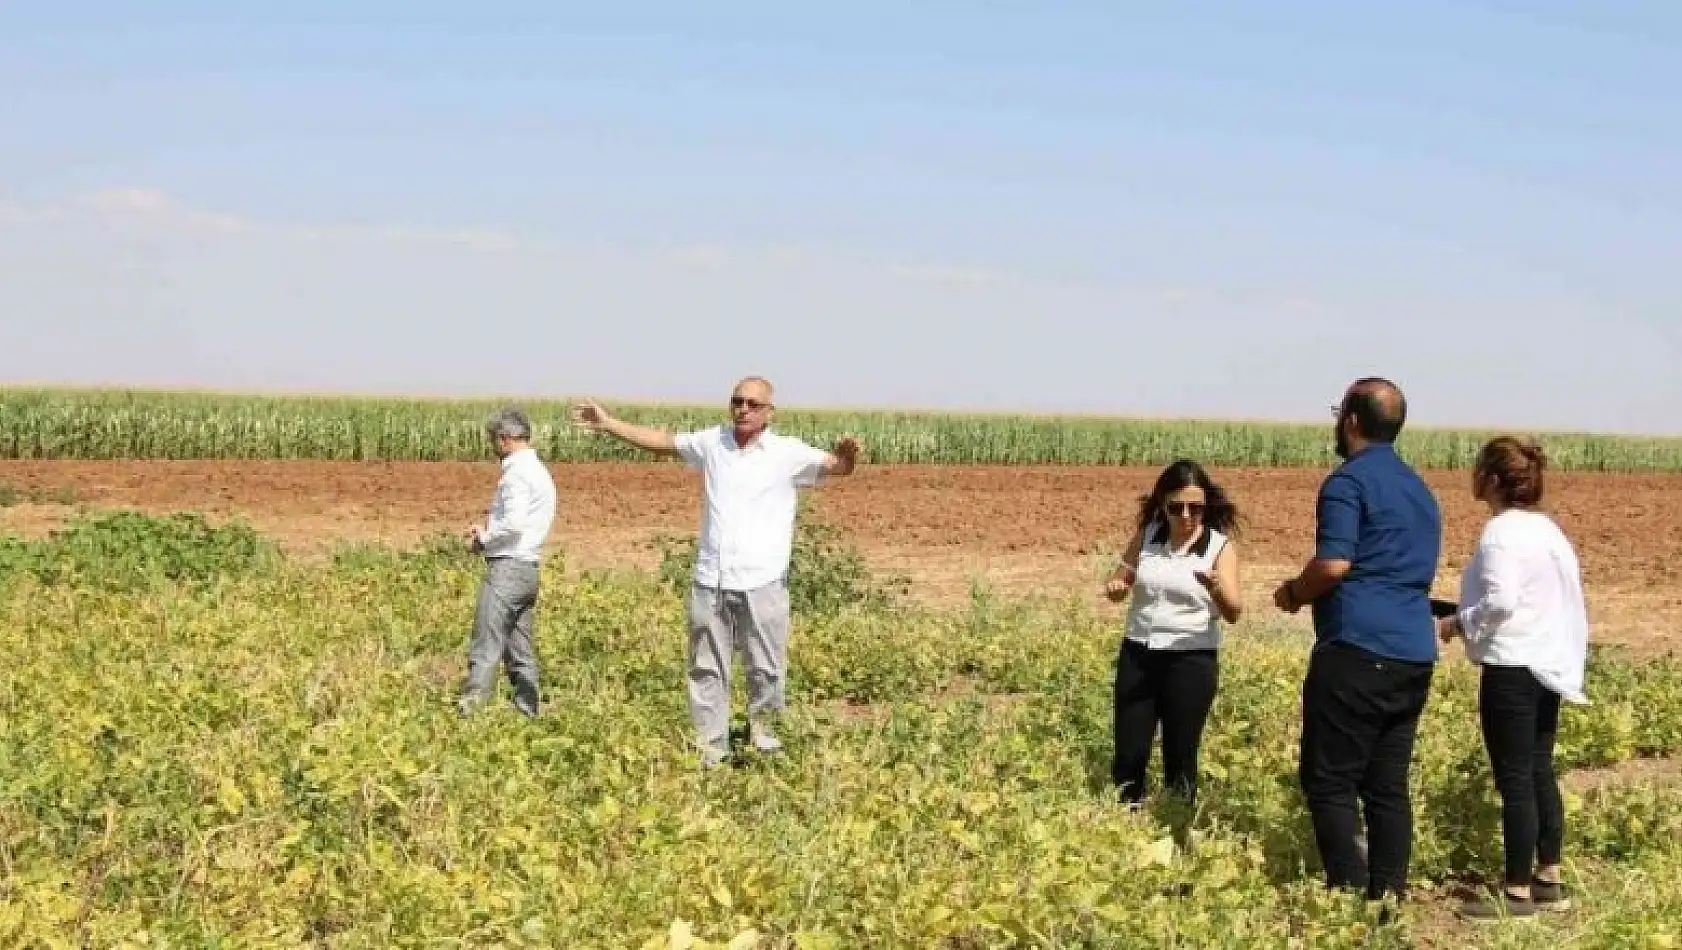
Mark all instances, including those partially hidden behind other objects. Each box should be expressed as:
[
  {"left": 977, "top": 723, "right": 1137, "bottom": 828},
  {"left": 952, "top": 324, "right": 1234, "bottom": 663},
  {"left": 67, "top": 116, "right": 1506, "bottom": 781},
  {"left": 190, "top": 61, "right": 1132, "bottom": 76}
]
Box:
[{"left": 1475, "top": 436, "right": 1546, "bottom": 508}]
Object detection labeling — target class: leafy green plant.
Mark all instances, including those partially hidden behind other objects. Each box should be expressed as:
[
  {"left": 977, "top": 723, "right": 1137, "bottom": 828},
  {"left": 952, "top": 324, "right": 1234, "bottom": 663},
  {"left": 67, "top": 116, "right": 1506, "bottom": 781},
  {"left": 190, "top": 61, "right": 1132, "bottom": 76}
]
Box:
[
  {"left": 4, "top": 516, "right": 1682, "bottom": 947},
  {"left": 656, "top": 503, "right": 908, "bottom": 618},
  {"left": 0, "top": 510, "right": 276, "bottom": 591}
]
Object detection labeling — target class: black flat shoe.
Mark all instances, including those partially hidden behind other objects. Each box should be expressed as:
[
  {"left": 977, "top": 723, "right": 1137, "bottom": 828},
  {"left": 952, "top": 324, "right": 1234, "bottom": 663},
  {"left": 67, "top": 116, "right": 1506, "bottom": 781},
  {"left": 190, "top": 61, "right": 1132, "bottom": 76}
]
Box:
[
  {"left": 1531, "top": 879, "right": 1572, "bottom": 911},
  {"left": 1458, "top": 890, "right": 1539, "bottom": 922}
]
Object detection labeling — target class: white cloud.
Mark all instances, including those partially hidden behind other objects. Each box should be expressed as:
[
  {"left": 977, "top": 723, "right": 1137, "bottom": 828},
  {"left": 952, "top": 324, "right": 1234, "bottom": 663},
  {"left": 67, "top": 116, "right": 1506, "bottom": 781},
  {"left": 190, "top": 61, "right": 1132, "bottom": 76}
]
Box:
[
  {"left": 4, "top": 183, "right": 1674, "bottom": 433},
  {"left": 889, "top": 262, "right": 1000, "bottom": 287},
  {"left": 1153, "top": 286, "right": 1207, "bottom": 306},
  {"left": 0, "top": 197, "right": 64, "bottom": 226},
  {"left": 62, "top": 187, "right": 530, "bottom": 250},
  {"left": 76, "top": 187, "right": 253, "bottom": 236},
  {"left": 291, "top": 223, "right": 522, "bottom": 253},
  {"left": 1276, "top": 295, "right": 1326, "bottom": 316},
  {"left": 12, "top": 187, "right": 1022, "bottom": 290},
  {"left": 79, "top": 187, "right": 175, "bottom": 215},
  {"left": 667, "top": 245, "right": 733, "bottom": 270}
]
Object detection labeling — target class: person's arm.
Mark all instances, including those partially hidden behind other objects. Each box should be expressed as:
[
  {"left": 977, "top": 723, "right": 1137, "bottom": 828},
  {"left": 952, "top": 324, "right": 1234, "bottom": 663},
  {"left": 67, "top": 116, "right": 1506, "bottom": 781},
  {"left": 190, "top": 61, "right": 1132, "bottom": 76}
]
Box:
[
  {"left": 474, "top": 473, "right": 531, "bottom": 553},
  {"left": 1198, "top": 541, "right": 1243, "bottom": 623},
  {"left": 791, "top": 436, "right": 862, "bottom": 486},
  {"left": 1276, "top": 473, "right": 1358, "bottom": 613},
  {"left": 1450, "top": 530, "right": 1519, "bottom": 646},
  {"left": 569, "top": 400, "right": 680, "bottom": 457},
  {"left": 1103, "top": 527, "right": 1147, "bottom": 602}
]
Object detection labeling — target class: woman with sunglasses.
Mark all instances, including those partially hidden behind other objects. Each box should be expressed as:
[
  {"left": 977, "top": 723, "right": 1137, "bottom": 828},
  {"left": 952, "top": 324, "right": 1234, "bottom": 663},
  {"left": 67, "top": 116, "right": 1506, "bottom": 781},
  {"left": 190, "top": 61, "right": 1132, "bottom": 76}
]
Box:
[{"left": 1103, "top": 459, "right": 1243, "bottom": 805}]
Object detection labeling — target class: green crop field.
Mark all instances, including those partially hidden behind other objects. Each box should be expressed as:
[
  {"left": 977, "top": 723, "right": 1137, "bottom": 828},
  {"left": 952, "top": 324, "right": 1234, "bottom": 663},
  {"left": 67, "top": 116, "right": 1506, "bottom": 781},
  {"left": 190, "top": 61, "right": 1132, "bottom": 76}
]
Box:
[
  {"left": 2, "top": 511, "right": 1680, "bottom": 946},
  {"left": 5, "top": 388, "right": 1682, "bottom": 470}
]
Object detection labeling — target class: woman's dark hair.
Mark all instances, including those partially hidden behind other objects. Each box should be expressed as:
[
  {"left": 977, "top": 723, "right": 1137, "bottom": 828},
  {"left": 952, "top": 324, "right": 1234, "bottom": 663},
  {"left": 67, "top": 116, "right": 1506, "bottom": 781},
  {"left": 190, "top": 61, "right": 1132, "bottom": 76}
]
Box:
[
  {"left": 1475, "top": 436, "right": 1546, "bottom": 508},
  {"left": 1134, "top": 459, "right": 1240, "bottom": 535}
]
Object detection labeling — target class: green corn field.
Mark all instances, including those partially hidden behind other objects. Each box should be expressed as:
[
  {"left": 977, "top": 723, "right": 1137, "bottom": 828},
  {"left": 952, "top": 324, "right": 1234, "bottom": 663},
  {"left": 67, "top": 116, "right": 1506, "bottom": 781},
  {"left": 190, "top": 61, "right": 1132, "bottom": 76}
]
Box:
[{"left": 3, "top": 388, "right": 1681, "bottom": 471}]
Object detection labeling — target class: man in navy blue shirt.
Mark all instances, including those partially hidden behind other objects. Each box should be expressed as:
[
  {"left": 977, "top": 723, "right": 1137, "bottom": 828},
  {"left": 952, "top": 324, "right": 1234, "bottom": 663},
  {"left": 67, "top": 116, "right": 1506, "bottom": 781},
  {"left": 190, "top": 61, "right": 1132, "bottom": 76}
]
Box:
[{"left": 1274, "top": 377, "right": 1442, "bottom": 905}]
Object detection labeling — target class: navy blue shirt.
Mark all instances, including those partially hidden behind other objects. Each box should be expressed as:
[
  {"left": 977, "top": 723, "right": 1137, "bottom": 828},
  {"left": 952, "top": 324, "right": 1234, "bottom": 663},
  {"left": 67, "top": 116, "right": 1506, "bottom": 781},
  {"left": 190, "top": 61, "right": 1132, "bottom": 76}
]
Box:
[{"left": 1311, "top": 443, "right": 1442, "bottom": 663}]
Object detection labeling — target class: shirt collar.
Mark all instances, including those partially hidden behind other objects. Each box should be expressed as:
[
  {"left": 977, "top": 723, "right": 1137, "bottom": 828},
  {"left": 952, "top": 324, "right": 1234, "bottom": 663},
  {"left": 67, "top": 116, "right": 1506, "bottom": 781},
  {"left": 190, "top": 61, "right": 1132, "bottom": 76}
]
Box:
[
  {"left": 501, "top": 446, "right": 535, "bottom": 469},
  {"left": 1346, "top": 442, "right": 1396, "bottom": 463},
  {"left": 1149, "top": 521, "right": 1214, "bottom": 556},
  {"left": 721, "top": 423, "right": 771, "bottom": 452}
]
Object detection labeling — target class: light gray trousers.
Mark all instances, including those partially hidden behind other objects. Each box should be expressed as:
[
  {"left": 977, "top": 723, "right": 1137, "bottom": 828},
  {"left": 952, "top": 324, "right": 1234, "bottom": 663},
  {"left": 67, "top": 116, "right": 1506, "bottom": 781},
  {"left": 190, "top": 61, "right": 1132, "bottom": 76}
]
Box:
[
  {"left": 686, "top": 580, "right": 792, "bottom": 756},
  {"left": 459, "top": 557, "right": 541, "bottom": 717}
]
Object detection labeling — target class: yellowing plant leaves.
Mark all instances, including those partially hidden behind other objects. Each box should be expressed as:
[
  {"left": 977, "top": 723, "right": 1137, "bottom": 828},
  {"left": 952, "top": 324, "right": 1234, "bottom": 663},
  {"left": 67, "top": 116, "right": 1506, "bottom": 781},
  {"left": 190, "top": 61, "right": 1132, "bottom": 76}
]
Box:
[
  {"left": 1142, "top": 836, "right": 1176, "bottom": 867},
  {"left": 726, "top": 930, "right": 762, "bottom": 950},
  {"left": 215, "top": 777, "right": 245, "bottom": 815}
]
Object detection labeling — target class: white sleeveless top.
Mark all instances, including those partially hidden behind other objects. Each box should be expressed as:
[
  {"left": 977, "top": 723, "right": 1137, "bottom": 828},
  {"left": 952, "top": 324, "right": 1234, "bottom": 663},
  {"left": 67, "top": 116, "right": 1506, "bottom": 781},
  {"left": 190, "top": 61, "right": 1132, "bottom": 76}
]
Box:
[{"left": 1124, "top": 520, "right": 1229, "bottom": 651}]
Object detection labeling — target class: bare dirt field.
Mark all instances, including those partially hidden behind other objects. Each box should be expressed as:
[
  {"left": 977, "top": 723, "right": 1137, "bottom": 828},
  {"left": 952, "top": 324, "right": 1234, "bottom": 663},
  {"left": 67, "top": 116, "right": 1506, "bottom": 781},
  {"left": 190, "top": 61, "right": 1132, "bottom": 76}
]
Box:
[{"left": 3, "top": 460, "right": 1679, "bottom": 653}]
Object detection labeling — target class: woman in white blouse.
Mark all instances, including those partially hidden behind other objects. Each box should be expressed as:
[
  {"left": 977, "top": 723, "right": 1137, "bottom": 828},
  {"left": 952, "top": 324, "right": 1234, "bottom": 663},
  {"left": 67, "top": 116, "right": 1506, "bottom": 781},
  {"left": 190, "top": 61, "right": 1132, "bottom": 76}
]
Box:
[
  {"left": 1103, "top": 459, "right": 1243, "bottom": 806},
  {"left": 1439, "top": 436, "right": 1588, "bottom": 921}
]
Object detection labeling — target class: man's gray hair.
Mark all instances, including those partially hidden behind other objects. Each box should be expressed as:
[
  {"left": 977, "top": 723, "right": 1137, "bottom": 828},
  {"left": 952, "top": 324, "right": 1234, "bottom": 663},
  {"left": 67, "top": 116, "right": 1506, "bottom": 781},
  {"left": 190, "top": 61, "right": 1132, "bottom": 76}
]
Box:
[{"left": 485, "top": 406, "right": 534, "bottom": 441}]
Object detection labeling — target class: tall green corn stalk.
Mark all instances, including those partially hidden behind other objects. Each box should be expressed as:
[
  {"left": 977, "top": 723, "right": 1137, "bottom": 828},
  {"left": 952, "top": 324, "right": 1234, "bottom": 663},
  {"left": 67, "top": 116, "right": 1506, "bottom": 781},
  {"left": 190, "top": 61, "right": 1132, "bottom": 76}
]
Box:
[{"left": 3, "top": 388, "right": 1681, "bottom": 471}]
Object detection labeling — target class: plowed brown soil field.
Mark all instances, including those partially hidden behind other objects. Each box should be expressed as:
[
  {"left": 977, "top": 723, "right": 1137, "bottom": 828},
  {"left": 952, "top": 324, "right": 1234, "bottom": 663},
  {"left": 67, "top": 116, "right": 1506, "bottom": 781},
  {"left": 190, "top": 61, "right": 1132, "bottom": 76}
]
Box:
[{"left": 4, "top": 460, "right": 1679, "bottom": 653}]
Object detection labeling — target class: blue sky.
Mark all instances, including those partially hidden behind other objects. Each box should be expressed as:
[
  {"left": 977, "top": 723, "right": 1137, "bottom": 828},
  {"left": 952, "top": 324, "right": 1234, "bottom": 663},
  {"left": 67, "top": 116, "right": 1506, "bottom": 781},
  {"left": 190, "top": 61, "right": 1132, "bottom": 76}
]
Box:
[{"left": 2, "top": 2, "right": 1679, "bottom": 433}]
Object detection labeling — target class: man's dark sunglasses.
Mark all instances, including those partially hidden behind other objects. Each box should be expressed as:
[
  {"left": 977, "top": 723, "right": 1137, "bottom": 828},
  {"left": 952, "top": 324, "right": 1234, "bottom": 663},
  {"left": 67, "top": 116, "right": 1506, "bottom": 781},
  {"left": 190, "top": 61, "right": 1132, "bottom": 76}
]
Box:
[{"left": 730, "top": 396, "right": 771, "bottom": 410}]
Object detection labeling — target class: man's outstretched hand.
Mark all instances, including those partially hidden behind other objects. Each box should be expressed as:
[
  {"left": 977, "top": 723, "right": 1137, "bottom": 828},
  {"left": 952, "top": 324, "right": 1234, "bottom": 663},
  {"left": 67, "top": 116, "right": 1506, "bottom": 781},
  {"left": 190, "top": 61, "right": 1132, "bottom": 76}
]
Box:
[
  {"left": 823, "top": 436, "right": 863, "bottom": 477},
  {"left": 569, "top": 400, "right": 613, "bottom": 432}
]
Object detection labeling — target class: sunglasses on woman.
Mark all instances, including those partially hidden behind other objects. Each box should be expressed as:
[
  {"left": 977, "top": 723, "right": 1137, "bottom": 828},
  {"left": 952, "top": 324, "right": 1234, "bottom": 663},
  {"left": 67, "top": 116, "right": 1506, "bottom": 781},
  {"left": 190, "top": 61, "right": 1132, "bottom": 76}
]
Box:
[{"left": 1164, "top": 501, "right": 1205, "bottom": 517}]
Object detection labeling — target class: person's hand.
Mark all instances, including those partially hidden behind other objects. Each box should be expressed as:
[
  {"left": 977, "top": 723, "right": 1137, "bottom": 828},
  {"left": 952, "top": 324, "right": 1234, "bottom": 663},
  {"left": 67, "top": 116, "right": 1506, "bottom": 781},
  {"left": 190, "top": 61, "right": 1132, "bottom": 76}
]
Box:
[
  {"left": 1104, "top": 565, "right": 1134, "bottom": 602},
  {"left": 1103, "top": 576, "right": 1130, "bottom": 602},
  {"left": 569, "top": 400, "right": 613, "bottom": 431},
  {"left": 1274, "top": 580, "right": 1301, "bottom": 614},
  {"left": 833, "top": 436, "right": 862, "bottom": 463},
  {"left": 1437, "top": 615, "right": 1460, "bottom": 643}
]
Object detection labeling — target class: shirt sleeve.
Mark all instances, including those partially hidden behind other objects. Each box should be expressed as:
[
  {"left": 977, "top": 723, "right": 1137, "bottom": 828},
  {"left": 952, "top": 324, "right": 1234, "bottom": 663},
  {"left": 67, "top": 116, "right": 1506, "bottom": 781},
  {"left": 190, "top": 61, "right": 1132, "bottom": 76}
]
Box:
[
  {"left": 1314, "top": 471, "right": 1362, "bottom": 562},
  {"left": 478, "top": 473, "right": 530, "bottom": 551},
  {"left": 787, "top": 439, "right": 832, "bottom": 487},
  {"left": 671, "top": 429, "right": 709, "bottom": 470},
  {"left": 1460, "top": 529, "right": 1520, "bottom": 642}
]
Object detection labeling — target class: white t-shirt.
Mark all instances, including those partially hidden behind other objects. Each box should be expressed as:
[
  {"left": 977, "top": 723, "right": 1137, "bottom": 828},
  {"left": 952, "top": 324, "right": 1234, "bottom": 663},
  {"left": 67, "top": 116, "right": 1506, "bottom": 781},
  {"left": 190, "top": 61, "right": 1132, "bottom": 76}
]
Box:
[
  {"left": 1457, "top": 508, "right": 1590, "bottom": 704},
  {"left": 1124, "top": 521, "right": 1229, "bottom": 651},
  {"left": 672, "top": 424, "right": 831, "bottom": 591}
]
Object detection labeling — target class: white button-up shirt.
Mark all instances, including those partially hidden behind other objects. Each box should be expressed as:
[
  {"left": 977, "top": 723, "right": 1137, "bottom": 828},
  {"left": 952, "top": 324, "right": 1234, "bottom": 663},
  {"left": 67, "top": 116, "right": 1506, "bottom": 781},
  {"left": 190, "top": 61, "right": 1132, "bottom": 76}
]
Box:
[
  {"left": 1457, "top": 509, "right": 1589, "bottom": 704},
  {"left": 673, "top": 424, "right": 831, "bottom": 591},
  {"left": 478, "top": 447, "right": 557, "bottom": 563}
]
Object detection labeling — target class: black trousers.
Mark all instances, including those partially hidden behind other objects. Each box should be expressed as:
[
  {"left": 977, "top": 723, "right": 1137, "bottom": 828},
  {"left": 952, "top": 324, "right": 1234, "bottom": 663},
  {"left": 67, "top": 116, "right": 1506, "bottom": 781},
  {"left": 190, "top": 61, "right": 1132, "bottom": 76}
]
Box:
[
  {"left": 1479, "top": 664, "right": 1565, "bottom": 886},
  {"left": 1112, "top": 638, "right": 1219, "bottom": 804},
  {"left": 1298, "top": 640, "right": 1434, "bottom": 900}
]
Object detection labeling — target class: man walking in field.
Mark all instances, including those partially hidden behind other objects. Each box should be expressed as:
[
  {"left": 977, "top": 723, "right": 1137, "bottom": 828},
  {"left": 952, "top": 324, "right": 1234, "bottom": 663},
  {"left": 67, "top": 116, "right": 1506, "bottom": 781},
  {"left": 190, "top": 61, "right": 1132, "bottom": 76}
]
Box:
[
  {"left": 1273, "top": 377, "right": 1442, "bottom": 906},
  {"left": 571, "top": 377, "right": 861, "bottom": 767},
  {"left": 459, "top": 406, "right": 557, "bottom": 719}
]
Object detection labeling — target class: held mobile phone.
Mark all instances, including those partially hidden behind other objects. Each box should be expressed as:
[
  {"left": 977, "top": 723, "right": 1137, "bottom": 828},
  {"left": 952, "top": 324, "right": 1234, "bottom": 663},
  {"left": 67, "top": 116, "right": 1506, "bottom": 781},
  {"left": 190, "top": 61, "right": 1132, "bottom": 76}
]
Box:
[{"left": 1429, "top": 599, "right": 1458, "bottom": 618}]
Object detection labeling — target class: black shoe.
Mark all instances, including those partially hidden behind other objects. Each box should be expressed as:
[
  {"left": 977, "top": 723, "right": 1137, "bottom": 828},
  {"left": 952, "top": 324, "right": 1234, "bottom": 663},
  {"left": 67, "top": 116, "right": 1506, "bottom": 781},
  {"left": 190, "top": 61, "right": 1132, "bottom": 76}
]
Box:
[
  {"left": 1531, "top": 879, "right": 1572, "bottom": 911},
  {"left": 1458, "top": 890, "right": 1539, "bottom": 921}
]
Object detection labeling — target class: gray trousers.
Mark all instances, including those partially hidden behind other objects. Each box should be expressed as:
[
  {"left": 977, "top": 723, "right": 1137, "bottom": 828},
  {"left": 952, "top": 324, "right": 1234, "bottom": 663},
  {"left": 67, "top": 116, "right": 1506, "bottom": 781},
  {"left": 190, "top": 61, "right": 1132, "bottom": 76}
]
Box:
[
  {"left": 459, "top": 557, "right": 541, "bottom": 717},
  {"left": 686, "top": 580, "right": 792, "bottom": 755}
]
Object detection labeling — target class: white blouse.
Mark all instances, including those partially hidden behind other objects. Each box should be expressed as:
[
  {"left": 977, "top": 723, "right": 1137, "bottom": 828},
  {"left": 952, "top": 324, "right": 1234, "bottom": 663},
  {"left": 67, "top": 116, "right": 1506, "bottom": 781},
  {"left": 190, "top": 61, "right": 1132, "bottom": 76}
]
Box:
[
  {"left": 1125, "top": 521, "right": 1229, "bottom": 651},
  {"left": 1457, "top": 508, "right": 1589, "bottom": 704}
]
